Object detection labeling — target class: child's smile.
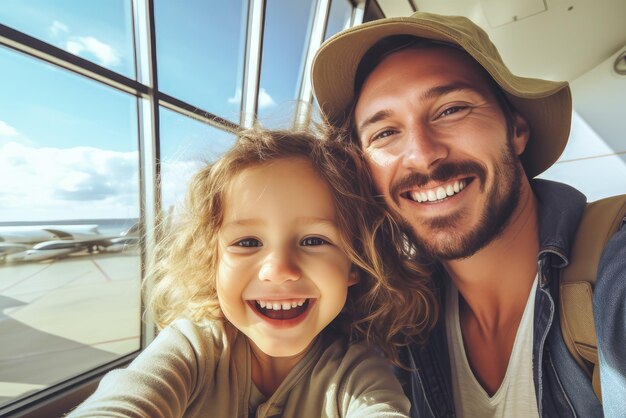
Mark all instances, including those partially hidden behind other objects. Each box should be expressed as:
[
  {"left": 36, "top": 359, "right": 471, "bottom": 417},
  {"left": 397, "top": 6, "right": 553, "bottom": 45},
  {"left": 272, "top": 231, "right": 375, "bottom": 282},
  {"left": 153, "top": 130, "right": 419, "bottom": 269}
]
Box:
[{"left": 248, "top": 298, "right": 314, "bottom": 323}]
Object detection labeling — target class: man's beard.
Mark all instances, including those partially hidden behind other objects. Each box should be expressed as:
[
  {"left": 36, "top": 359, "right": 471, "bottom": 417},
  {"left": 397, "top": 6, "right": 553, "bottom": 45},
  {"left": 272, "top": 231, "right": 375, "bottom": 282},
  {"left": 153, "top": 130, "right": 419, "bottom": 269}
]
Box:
[{"left": 393, "top": 142, "right": 523, "bottom": 260}]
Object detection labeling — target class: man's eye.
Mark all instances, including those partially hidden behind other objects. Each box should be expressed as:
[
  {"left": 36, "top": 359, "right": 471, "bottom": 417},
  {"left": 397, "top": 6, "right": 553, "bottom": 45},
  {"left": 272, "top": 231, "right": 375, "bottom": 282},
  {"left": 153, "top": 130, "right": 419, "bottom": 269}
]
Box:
[
  {"left": 235, "top": 238, "right": 262, "bottom": 247},
  {"left": 438, "top": 105, "right": 468, "bottom": 118},
  {"left": 301, "top": 237, "right": 328, "bottom": 246}
]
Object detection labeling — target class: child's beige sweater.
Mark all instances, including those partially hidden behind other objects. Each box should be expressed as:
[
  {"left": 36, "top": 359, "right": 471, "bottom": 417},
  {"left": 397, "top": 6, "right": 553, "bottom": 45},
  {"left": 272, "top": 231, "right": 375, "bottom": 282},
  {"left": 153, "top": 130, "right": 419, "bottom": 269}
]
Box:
[{"left": 67, "top": 319, "right": 410, "bottom": 418}]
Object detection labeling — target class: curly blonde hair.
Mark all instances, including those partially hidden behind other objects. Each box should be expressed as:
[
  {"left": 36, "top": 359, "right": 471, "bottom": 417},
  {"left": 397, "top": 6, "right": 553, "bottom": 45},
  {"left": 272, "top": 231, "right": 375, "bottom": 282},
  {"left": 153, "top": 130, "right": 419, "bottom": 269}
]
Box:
[{"left": 148, "top": 128, "right": 437, "bottom": 363}]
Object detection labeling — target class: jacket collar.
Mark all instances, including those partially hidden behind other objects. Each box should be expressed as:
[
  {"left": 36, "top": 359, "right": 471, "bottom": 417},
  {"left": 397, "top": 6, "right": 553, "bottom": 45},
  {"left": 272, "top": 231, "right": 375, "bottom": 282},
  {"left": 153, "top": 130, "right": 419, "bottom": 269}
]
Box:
[{"left": 532, "top": 179, "right": 586, "bottom": 269}]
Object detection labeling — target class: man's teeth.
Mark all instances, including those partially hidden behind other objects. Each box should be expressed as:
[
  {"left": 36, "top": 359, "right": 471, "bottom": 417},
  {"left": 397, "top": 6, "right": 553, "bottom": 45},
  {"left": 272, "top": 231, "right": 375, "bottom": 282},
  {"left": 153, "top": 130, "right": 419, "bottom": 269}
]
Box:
[
  {"left": 410, "top": 180, "right": 466, "bottom": 203},
  {"left": 256, "top": 299, "right": 306, "bottom": 310}
]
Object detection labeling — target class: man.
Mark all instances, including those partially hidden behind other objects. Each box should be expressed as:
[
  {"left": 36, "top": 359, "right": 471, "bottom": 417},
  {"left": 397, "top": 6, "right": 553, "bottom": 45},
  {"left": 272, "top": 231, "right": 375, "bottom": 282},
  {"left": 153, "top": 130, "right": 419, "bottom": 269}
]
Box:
[{"left": 312, "top": 12, "right": 626, "bottom": 418}]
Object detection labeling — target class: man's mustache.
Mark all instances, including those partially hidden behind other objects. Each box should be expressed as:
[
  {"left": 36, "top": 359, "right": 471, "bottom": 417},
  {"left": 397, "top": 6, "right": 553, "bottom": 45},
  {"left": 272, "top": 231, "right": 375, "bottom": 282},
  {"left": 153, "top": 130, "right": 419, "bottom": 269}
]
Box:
[{"left": 390, "top": 161, "right": 487, "bottom": 204}]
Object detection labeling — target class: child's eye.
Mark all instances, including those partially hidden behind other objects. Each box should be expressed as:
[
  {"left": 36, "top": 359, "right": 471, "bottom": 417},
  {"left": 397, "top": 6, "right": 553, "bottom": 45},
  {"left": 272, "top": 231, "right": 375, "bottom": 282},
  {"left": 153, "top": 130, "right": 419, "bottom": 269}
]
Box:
[
  {"left": 235, "top": 238, "right": 262, "bottom": 247},
  {"left": 301, "top": 237, "right": 328, "bottom": 246},
  {"left": 371, "top": 129, "right": 397, "bottom": 143}
]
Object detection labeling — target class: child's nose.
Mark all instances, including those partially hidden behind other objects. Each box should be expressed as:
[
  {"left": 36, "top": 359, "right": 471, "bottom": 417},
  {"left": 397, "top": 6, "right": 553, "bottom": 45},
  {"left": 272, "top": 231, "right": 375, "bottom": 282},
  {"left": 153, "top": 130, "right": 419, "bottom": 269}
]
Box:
[{"left": 258, "top": 252, "right": 301, "bottom": 283}]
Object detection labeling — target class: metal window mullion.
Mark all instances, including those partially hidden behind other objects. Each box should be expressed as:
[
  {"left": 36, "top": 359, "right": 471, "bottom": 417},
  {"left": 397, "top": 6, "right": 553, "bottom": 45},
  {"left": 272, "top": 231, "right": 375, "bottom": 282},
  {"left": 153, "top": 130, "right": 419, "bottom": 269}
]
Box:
[
  {"left": 241, "top": 0, "right": 265, "bottom": 128},
  {"left": 0, "top": 352, "right": 140, "bottom": 417},
  {"left": 158, "top": 92, "right": 240, "bottom": 133},
  {"left": 294, "top": 0, "right": 331, "bottom": 129},
  {"left": 133, "top": 0, "right": 160, "bottom": 346},
  {"left": 352, "top": 0, "right": 366, "bottom": 26},
  {"left": 0, "top": 23, "right": 149, "bottom": 98}
]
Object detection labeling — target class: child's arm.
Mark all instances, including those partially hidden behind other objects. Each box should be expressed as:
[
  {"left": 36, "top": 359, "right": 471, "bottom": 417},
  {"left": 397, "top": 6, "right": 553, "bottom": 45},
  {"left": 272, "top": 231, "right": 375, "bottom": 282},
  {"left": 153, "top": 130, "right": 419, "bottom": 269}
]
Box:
[
  {"left": 342, "top": 353, "right": 411, "bottom": 417},
  {"left": 65, "top": 320, "right": 211, "bottom": 418},
  {"left": 330, "top": 342, "right": 412, "bottom": 418}
]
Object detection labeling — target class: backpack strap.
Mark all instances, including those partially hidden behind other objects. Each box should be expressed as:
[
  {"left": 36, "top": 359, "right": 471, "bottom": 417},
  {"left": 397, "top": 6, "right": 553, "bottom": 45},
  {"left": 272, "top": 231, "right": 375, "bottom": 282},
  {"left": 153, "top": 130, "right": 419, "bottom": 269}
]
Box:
[{"left": 560, "top": 194, "right": 626, "bottom": 402}]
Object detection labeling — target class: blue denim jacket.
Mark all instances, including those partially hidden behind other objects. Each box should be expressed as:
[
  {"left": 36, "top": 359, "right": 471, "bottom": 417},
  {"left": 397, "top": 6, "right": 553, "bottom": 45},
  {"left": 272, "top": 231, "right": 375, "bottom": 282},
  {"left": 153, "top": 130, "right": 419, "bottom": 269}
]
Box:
[{"left": 400, "top": 179, "right": 626, "bottom": 417}]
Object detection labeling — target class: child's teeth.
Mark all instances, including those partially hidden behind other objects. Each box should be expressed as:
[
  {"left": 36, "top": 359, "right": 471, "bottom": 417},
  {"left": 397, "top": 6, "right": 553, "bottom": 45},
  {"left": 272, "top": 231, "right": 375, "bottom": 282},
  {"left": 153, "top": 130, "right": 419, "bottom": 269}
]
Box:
[{"left": 256, "top": 299, "right": 307, "bottom": 310}]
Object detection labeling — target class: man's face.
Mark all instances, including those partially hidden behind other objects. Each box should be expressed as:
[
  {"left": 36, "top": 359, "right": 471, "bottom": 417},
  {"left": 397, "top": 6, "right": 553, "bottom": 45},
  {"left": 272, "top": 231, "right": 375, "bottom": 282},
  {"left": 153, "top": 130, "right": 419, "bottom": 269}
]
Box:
[{"left": 354, "top": 47, "right": 528, "bottom": 260}]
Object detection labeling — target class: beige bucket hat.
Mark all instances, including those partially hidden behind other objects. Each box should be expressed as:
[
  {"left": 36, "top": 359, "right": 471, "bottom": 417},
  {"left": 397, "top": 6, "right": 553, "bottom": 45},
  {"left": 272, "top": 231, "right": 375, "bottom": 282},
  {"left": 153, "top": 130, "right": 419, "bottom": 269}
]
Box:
[{"left": 312, "top": 11, "right": 572, "bottom": 178}]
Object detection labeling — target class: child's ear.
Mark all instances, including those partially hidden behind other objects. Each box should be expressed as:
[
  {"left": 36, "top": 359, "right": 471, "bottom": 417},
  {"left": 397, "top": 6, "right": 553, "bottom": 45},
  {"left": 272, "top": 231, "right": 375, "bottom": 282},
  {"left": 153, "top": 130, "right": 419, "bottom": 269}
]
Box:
[{"left": 347, "top": 269, "right": 359, "bottom": 287}]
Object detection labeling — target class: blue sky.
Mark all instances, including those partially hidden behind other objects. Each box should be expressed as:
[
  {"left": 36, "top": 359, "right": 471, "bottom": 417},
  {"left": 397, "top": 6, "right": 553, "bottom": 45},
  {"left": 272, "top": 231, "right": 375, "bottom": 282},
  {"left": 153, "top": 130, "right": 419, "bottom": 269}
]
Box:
[{"left": 0, "top": 0, "right": 353, "bottom": 222}]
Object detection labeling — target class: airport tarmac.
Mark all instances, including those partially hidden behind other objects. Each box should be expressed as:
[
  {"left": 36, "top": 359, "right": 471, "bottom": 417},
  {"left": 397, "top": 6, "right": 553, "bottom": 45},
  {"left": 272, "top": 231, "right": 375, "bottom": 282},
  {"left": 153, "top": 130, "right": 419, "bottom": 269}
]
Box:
[{"left": 0, "top": 250, "right": 141, "bottom": 407}]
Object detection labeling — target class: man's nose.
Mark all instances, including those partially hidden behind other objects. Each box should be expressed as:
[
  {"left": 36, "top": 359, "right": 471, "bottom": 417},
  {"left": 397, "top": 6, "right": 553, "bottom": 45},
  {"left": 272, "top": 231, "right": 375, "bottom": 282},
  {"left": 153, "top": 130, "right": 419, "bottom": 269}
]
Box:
[
  {"left": 258, "top": 250, "right": 301, "bottom": 283},
  {"left": 402, "top": 125, "right": 448, "bottom": 171}
]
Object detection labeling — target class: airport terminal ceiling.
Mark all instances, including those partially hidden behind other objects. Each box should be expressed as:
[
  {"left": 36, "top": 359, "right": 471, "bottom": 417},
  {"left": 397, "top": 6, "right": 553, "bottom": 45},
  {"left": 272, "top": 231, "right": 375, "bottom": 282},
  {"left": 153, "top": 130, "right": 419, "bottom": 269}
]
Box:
[{"left": 0, "top": 0, "right": 625, "bottom": 416}]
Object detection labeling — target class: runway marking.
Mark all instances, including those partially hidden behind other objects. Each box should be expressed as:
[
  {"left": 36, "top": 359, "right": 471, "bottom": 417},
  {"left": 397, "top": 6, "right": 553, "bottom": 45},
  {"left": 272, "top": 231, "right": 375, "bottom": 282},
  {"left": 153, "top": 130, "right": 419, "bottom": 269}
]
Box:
[
  {"left": 0, "top": 263, "right": 54, "bottom": 293},
  {"left": 1, "top": 271, "right": 92, "bottom": 317},
  {"left": 90, "top": 258, "right": 112, "bottom": 282}
]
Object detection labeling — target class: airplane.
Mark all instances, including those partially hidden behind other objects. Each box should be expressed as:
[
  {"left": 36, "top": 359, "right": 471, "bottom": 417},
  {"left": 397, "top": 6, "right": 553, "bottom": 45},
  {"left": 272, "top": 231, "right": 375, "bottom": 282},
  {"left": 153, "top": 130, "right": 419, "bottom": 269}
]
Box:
[
  {"left": 6, "top": 246, "right": 85, "bottom": 262},
  {"left": 100, "top": 236, "right": 140, "bottom": 253},
  {"left": 3, "top": 234, "right": 138, "bottom": 263},
  {"left": 0, "top": 225, "right": 101, "bottom": 244},
  {"left": 0, "top": 242, "right": 29, "bottom": 259}
]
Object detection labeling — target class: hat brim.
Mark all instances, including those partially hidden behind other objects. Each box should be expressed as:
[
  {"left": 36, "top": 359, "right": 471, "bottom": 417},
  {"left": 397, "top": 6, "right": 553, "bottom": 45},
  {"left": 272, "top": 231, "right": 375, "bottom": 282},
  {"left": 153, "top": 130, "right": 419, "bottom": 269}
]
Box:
[{"left": 312, "top": 15, "right": 572, "bottom": 178}]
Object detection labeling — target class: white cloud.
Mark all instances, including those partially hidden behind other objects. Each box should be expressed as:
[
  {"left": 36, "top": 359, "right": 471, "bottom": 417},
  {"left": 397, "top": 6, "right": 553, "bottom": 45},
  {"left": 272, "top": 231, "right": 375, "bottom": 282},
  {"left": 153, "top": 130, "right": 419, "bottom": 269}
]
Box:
[
  {"left": 227, "top": 88, "right": 241, "bottom": 104},
  {"left": 227, "top": 88, "right": 276, "bottom": 109},
  {"left": 49, "top": 20, "right": 69, "bottom": 36},
  {"left": 0, "top": 121, "right": 18, "bottom": 137},
  {"left": 49, "top": 22, "right": 122, "bottom": 68},
  {"left": 258, "top": 88, "right": 277, "bottom": 109},
  {"left": 0, "top": 142, "right": 139, "bottom": 221},
  {"left": 0, "top": 120, "right": 33, "bottom": 147},
  {"left": 66, "top": 36, "right": 121, "bottom": 67}
]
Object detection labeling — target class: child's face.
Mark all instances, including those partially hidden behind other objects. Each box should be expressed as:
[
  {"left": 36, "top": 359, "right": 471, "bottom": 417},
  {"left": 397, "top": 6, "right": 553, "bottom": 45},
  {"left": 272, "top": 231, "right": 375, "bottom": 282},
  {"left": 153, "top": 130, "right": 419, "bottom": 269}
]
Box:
[{"left": 216, "top": 157, "right": 357, "bottom": 358}]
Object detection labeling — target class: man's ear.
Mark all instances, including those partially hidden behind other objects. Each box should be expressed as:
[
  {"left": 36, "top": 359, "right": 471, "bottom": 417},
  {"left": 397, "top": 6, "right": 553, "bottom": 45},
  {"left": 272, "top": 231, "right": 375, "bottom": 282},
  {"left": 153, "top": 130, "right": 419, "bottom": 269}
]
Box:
[
  {"left": 512, "top": 113, "right": 530, "bottom": 156},
  {"left": 347, "top": 269, "right": 359, "bottom": 287}
]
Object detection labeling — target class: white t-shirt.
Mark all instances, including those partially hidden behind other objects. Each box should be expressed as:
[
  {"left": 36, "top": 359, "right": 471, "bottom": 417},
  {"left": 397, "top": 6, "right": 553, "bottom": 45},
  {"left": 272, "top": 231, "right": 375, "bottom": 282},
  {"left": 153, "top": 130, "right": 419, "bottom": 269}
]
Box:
[{"left": 446, "top": 276, "right": 540, "bottom": 418}]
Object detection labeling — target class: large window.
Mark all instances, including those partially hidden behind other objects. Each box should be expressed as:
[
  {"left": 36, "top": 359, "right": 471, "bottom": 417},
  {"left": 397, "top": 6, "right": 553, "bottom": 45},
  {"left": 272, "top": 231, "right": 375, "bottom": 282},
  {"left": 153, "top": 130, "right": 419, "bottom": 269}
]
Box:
[
  {"left": 154, "top": 0, "right": 248, "bottom": 122},
  {"left": 325, "top": 0, "right": 354, "bottom": 40},
  {"left": 0, "top": 0, "right": 357, "bottom": 414},
  {"left": 159, "top": 107, "right": 237, "bottom": 211},
  {"left": 0, "top": 0, "right": 135, "bottom": 78},
  {"left": 257, "top": 0, "right": 317, "bottom": 127},
  {"left": 0, "top": 46, "right": 141, "bottom": 408}
]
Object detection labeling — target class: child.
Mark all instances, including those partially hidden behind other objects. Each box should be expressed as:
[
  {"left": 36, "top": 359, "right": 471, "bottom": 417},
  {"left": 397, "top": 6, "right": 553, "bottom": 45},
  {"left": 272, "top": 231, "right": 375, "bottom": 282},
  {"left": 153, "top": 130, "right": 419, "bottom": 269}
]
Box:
[{"left": 67, "top": 129, "right": 436, "bottom": 418}]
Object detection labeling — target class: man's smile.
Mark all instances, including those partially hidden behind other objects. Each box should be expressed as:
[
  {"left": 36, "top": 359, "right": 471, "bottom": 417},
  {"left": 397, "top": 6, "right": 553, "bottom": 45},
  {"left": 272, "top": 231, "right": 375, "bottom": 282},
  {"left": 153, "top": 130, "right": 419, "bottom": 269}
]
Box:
[{"left": 401, "top": 178, "right": 472, "bottom": 204}]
